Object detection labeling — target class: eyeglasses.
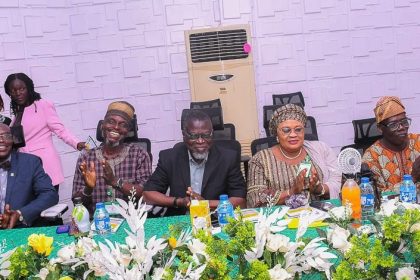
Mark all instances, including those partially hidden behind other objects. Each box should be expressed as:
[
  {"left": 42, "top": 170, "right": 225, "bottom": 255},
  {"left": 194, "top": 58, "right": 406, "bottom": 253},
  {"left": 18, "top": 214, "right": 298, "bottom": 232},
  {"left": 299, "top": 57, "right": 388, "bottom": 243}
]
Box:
[
  {"left": 382, "top": 118, "right": 411, "bottom": 131},
  {"left": 103, "top": 118, "right": 130, "bottom": 130},
  {"left": 184, "top": 131, "right": 213, "bottom": 141},
  {"left": 0, "top": 133, "right": 13, "bottom": 142},
  {"left": 278, "top": 126, "right": 304, "bottom": 136}
]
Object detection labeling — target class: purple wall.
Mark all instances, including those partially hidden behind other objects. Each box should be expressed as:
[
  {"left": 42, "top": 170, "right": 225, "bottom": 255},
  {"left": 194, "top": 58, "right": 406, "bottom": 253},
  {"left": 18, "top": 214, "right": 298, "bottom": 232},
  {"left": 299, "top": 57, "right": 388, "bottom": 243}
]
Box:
[{"left": 0, "top": 0, "right": 419, "bottom": 209}]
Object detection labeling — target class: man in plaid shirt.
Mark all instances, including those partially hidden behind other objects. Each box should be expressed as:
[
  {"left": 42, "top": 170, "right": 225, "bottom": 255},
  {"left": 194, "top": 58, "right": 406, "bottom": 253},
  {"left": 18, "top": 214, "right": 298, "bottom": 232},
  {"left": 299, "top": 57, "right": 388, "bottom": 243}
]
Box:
[{"left": 72, "top": 101, "right": 152, "bottom": 214}]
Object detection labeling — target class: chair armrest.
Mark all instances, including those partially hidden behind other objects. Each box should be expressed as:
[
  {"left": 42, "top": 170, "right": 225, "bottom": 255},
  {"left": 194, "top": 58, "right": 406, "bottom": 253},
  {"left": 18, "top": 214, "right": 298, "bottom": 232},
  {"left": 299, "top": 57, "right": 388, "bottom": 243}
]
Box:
[{"left": 40, "top": 203, "right": 68, "bottom": 220}]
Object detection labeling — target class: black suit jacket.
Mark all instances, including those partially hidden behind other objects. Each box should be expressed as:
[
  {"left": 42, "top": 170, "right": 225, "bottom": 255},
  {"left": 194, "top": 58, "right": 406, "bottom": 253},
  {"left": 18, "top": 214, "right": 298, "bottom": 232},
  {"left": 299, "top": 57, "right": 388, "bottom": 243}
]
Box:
[
  {"left": 5, "top": 152, "right": 58, "bottom": 226},
  {"left": 144, "top": 143, "right": 246, "bottom": 216}
]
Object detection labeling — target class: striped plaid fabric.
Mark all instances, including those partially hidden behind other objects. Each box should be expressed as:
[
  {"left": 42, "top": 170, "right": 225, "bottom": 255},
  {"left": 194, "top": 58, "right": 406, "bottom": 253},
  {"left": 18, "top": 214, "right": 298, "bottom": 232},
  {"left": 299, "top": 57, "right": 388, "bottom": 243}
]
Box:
[{"left": 72, "top": 143, "right": 152, "bottom": 212}]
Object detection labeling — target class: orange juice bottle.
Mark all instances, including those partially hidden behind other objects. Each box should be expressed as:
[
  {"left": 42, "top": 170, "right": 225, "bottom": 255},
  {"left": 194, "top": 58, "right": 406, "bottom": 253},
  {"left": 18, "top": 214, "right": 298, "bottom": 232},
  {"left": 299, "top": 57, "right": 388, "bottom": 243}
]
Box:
[
  {"left": 189, "top": 200, "right": 211, "bottom": 233},
  {"left": 341, "top": 178, "right": 361, "bottom": 220}
]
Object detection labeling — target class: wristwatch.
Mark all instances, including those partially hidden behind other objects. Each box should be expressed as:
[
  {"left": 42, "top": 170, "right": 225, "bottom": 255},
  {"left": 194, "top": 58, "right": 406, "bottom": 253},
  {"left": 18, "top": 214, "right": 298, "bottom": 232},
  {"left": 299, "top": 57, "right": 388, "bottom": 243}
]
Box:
[
  {"left": 114, "top": 178, "right": 123, "bottom": 189},
  {"left": 173, "top": 197, "right": 179, "bottom": 208}
]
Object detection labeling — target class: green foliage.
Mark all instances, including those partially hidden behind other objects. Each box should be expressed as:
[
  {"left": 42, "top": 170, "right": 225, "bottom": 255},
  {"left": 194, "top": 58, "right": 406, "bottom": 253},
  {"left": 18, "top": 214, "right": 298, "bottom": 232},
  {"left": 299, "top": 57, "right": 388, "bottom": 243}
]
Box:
[
  {"left": 46, "top": 262, "right": 95, "bottom": 280},
  {"left": 245, "top": 260, "right": 270, "bottom": 280},
  {"left": 334, "top": 209, "right": 420, "bottom": 280},
  {"left": 412, "top": 231, "right": 420, "bottom": 256},
  {"left": 382, "top": 213, "right": 409, "bottom": 245},
  {"left": 224, "top": 214, "right": 255, "bottom": 256},
  {"left": 334, "top": 235, "right": 394, "bottom": 280},
  {"left": 223, "top": 212, "right": 256, "bottom": 275},
  {"left": 167, "top": 222, "right": 190, "bottom": 239},
  {"left": 7, "top": 247, "right": 49, "bottom": 280},
  {"left": 198, "top": 236, "right": 230, "bottom": 280}
]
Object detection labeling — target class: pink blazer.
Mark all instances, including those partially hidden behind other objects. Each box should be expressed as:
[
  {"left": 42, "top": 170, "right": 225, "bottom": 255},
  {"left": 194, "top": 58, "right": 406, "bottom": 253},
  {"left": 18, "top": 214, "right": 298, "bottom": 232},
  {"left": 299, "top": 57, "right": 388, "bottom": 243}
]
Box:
[{"left": 16, "top": 99, "right": 80, "bottom": 185}]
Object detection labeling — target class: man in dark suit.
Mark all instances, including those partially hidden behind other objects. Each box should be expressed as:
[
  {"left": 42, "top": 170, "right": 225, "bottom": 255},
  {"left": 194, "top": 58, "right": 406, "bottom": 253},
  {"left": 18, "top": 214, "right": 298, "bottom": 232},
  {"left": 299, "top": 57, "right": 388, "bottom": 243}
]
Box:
[
  {"left": 0, "top": 123, "right": 58, "bottom": 229},
  {"left": 143, "top": 110, "right": 246, "bottom": 216}
]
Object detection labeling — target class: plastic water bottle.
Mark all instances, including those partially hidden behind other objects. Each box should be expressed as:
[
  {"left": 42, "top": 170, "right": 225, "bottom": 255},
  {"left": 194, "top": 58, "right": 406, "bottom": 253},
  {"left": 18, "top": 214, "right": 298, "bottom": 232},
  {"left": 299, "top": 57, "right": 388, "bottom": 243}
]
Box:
[
  {"left": 94, "top": 202, "right": 111, "bottom": 235},
  {"left": 400, "top": 174, "right": 417, "bottom": 203},
  {"left": 217, "top": 194, "right": 234, "bottom": 228},
  {"left": 360, "top": 177, "right": 375, "bottom": 223},
  {"left": 71, "top": 197, "right": 90, "bottom": 236}
]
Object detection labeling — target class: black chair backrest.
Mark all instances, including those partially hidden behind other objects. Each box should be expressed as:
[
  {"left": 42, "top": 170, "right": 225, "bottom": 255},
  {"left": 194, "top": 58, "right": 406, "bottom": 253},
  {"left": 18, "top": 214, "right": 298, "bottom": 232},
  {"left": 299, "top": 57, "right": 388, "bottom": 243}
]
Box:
[
  {"left": 213, "top": 123, "right": 235, "bottom": 140},
  {"left": 272, "top": 92, "right": 305, "bottom": 107},
  {"left": 263, "top": 105, "right": 281, "bottom": 137},
  {"left": 137, "top": 138, "right": 152, "bottom": 161},
  {"left": 352, "top": 118, "right": 382, "bottom": 144},
  {"left": 181, "top": 108, "right": 224, "bottom": 131},
  {"left": 190, "top": 99, "right": 221, "bottom": 109},
  {"left": 251, "top": 136, "right": 278, "bottom": 156}
]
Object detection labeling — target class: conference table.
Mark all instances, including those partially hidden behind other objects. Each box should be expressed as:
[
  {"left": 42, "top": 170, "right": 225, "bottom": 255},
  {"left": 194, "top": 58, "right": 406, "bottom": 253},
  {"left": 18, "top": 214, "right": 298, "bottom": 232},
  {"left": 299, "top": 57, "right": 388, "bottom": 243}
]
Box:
[{"left": 1, "top": 201, "right": 343, "bottom": 279}]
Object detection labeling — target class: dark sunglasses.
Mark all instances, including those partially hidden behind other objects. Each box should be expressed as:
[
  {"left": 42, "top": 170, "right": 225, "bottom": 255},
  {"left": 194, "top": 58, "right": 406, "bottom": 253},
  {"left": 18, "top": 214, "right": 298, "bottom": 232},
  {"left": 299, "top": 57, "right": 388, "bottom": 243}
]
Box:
[
  {"left": 278, "top": 126, "right": 304, "bottom": 136},
  {"left": 184, "top": 131, "right": 213, "bottom": 141},
  {"left": 382, "top": 118, "right": 411, "bottom": 132}
]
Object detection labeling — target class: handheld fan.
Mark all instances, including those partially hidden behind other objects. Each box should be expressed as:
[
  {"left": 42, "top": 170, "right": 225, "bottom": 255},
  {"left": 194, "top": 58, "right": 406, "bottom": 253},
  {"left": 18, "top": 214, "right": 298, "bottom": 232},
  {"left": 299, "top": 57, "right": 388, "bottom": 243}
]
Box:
[{"left": 337, "top": 148, "right": 362, "bottom": 175}]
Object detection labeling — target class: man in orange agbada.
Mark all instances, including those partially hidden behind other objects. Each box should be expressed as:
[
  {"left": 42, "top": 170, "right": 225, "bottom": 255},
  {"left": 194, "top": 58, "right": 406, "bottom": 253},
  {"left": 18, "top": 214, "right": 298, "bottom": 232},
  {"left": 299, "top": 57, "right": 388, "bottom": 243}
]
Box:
[{"left": 363, "top": 96, "right": 420, "bottom": 191}]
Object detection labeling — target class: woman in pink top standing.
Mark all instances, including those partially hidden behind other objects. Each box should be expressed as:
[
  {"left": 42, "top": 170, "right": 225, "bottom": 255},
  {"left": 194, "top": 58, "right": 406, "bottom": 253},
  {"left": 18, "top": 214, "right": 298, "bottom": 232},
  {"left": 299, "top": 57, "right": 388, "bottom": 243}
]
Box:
[{"left": 3, "top": 73, "right": 85, "bottom": 189}]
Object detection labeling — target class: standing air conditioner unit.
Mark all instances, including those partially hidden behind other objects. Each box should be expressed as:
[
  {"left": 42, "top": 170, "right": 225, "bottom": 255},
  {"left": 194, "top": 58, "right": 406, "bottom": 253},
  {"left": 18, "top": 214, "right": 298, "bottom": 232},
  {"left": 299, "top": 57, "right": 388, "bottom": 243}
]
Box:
[{"left": 185, "top": 24, "right": 258, "bottom": 155}]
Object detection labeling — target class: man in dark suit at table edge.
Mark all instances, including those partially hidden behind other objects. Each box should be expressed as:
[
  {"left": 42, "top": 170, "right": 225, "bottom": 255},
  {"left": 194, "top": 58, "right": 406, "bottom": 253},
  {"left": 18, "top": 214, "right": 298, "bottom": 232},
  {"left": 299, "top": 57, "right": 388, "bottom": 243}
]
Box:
[
  {"left": 0, "top": 123, "right": 58, "bottom": 229},
  {"left": 143, "top": 110, "right": 246, "bottom": 216}
]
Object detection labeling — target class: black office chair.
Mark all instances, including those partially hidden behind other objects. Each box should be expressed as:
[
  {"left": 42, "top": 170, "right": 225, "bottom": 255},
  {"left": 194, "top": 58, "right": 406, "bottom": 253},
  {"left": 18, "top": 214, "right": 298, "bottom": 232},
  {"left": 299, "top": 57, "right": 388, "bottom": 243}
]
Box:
[
  {"left": 353, "top": 118, "right": 382, "bottom": 146},
  {"left": 272, "top": 92, "right": 305, "bottom": 107},
  {"left": 96, "top": 114, "right": 153, "bottom": 162},
  {"left": 213, "top": 123, "right": 236, "bottom": 140},
  {"left": 190, "top": 98, "right": 222, "bottom": 109},
  {"left": 305, "top": 116, "right": 319, "bottom": 141},
  {"left": 250, "top": 136, "right": 278, "bottom": 156},
  {"left": 340, "top": 118, "right": 382, "bottom": 156},
  {"left": 263, "top": 105, "right": 281, "bottom": 137}
]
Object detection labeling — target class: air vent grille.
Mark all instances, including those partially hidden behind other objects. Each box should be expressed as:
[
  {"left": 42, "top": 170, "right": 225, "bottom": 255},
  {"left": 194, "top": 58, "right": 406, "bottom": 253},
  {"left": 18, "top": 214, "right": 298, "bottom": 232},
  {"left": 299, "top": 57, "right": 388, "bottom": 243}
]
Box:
[{"left": 189, "top": 29, "right": 248, "bottom": 63}]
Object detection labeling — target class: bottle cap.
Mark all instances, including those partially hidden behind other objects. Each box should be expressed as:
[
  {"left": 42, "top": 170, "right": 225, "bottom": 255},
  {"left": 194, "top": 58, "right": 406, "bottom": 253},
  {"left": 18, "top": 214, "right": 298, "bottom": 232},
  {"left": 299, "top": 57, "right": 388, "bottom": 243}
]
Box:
[
  {"left": 219, "top": 194, "right": 228, "bottom": 201},
  {"left": 96, "top": 202, "right": 105, "bottom": 209},
  {"left": 361, "top": 177, "right": 369, "bottom": 183},
  {"left": 74, "top": 197, "right": 82, "bottom": 204},
  {"left": 403, "top": 174, "right": 412, "bottom": 181}
]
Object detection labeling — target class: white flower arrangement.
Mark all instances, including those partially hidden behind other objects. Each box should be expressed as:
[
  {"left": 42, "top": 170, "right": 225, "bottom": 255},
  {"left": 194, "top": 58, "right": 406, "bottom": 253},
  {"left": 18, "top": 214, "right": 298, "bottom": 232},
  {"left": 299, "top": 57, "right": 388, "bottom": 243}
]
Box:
[
  {"left": 326, "top": 224, "right": 352, "bottom": 254},
  {"left": 40, "top": 196, "right": 206, "bottom": 280},
  {"left": 244, "top": 206, "right": 337, "bottom": 280},
  {"left": 379, "top": 198, "right": 420, "bottom": 217}
]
